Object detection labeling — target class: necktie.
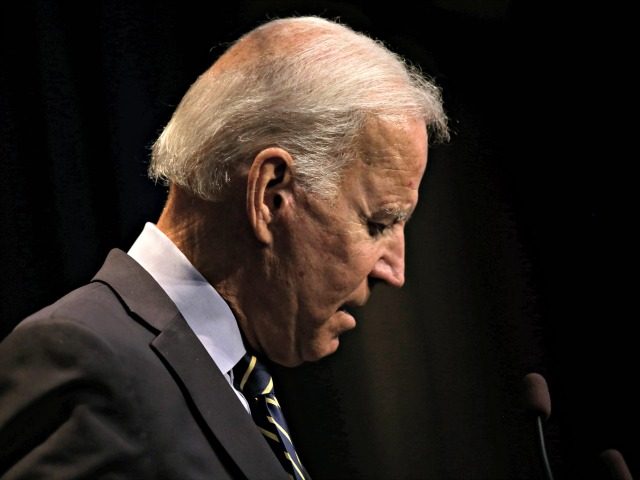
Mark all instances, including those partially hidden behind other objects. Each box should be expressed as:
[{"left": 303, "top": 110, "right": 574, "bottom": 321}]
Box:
[{"left": 232, "top": 353, "right": 306, "bottom": 480}]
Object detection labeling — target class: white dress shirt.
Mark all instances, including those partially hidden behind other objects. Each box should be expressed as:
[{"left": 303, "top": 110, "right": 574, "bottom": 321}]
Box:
[{"left": 128, "top": 222, "right": 250, "bottom": 413}]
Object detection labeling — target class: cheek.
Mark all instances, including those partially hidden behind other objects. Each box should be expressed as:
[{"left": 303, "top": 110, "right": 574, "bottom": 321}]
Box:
[
  {"left": 323, "top": 256, "right": 373, "bottom": 301},
  {"left": 293, "top": 223, "right": 372, "bottom": 297}
]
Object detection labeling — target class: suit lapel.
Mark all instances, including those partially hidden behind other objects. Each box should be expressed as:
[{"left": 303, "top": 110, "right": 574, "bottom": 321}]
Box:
[
  {"left": 92, "top": 249, "right": 289, "bottom": 480},
  {"left": 151, "top": 315, "right": 288, "bottom": 480}
]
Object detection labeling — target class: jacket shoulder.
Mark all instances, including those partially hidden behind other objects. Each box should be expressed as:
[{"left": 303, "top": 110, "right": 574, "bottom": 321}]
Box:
[{"left": 0, "top": 284, "right": 151, "bottom": 478}]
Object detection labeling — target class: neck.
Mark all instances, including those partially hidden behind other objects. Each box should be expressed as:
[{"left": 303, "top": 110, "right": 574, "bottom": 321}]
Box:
[
  {"left": 157, "top": 186, "right": 248, "bottom": 307},
  {"left": 155, "top": 185, "right": 268, "bottom": 356}
]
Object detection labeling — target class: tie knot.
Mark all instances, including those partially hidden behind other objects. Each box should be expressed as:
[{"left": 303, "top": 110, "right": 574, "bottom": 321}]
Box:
[{"left": 232, "top": 353, "right": 274, "bottom": 398}]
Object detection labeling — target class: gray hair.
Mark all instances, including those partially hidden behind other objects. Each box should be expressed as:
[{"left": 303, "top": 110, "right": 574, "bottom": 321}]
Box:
[{"left": 149, "top": 16, "right": 449, "bottom": 200}]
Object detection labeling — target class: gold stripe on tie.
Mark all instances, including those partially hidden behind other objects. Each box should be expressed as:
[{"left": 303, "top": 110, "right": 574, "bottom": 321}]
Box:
[
  {"left": 261, "top": 377, "right": 274, "bottom": 395},
  {"left": 258, "top": 427, "right": 279, "bottom": 442},
  {"left": 239, "top": 355, "right": 257, "bottom": 391},
  {"left": 284, "top": 452, "right": 306, "bottom": 480},
  {"left": 265, "top": 396, "right": 281, "bottom": 408},
  {"left": 267, "top": 416, "right": 292, "bottom": 443}
]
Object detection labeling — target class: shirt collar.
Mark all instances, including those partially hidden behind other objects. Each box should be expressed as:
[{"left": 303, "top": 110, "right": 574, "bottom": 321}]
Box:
[{"left": 127, "top": 222, "right": 246, "bottom": 374}]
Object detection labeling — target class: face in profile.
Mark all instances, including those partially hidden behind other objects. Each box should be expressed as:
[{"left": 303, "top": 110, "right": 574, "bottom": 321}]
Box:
[{"left": 255, "top": 117, "right": 429, "bottom": 366}]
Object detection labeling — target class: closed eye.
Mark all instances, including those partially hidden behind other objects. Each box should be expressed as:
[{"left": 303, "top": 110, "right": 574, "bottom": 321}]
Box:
[{"left": 367, "top": 221, "right": 390, "bottom": 237}]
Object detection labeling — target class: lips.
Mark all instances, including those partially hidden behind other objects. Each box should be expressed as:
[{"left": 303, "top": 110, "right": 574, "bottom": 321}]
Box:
[
  {"left": 333, "top": 307, "right": 357, "bottom": 336},
  {"left": 338, "top": 298, "right": 366, "bottom": 314},
  {"left": 335, "top": 300, "right": 365, "bottom": 334},
  {"left": 337, "top": 304, "right": 357, "bottom": 317}
]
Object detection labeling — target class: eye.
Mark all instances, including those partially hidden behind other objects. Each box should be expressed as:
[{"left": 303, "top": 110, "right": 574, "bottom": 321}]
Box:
[{"left": 367, "top": 221, "right": 389, "bottom": 237}]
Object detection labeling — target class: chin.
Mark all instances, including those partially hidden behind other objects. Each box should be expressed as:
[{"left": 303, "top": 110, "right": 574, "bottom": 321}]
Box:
[
  {"left": 301, "top": 336, "right": 341, "bottom": 363},
  {"left": 263, "top": 334, "right": 338, "bottom": 367},
  {"left": 299, "top": 312, "right": 355, "bottom": 363},
  {"left": 274, "top": 357, "right": 305, "bottom": 368},
  {"left": 275, "top": 315, "right": 351, "bottom": 366}
]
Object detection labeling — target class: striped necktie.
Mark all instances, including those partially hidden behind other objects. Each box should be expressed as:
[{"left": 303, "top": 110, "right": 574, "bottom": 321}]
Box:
[{"left": 232, "top": 353, "right": 306, "bottom": 480}]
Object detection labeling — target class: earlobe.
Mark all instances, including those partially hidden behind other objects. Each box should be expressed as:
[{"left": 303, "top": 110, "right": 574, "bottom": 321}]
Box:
[{"left": 246, "top": 147, "right": 294, "bottom": 245}]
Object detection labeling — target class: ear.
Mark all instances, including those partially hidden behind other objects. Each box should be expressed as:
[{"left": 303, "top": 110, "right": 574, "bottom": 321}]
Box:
[{"left": 246, "top": 147, "right": 294, "bottom": 245}]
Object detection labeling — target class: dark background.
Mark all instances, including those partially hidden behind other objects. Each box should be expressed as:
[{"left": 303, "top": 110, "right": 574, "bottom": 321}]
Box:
[{"left": 1, "top": 1, "right": 636, "bottom": 479}]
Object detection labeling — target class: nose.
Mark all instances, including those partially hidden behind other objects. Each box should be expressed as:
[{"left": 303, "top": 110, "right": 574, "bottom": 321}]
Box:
[{"left": 370, "top": 229, "right": 405, "bottom": 288}]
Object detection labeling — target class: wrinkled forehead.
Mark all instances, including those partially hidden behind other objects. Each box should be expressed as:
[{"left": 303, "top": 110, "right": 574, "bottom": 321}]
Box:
[{"left": 355, "top": 116, "right": 428, "bottom": 174}]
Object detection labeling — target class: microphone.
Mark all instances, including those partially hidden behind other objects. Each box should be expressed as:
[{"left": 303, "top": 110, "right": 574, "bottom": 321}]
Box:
[
  {"left": 523, "top": 373, "right": 554, "bottom": 480},
  {"left": 599, "top": 449, "right": 633, "bottom": 480}
]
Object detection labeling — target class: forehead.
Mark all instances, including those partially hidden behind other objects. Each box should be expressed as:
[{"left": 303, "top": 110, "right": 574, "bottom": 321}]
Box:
[
  {"left": 336, "top": 116, "right": 428, "bottom": 217},
  {"left": 354, "top": 116, "right": 428, "bottom": 185}
]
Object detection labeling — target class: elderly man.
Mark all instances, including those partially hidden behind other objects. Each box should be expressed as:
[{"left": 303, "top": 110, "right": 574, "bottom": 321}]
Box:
[{"left": 0, "top": 16, "right": 447, "bottom": 480}]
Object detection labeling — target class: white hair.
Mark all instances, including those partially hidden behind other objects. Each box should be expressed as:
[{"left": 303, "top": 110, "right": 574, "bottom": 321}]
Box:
[{"left": 149, "top": 16, "right": 449, "bottom": 200}]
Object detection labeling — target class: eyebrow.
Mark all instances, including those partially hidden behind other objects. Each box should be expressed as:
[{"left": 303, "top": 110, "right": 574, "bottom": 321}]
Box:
[{"left": 382, "top": 207, "right": 413, "bottom": 223}]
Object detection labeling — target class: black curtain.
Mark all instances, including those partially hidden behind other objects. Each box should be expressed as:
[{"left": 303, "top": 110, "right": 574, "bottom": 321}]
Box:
[{"left": 1, "top": 1, "right": 636, "bottom": 478}]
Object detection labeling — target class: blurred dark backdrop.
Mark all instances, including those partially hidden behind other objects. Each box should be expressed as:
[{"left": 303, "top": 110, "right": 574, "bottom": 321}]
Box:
[{"left": 1, "top": 1, "right": 636, "bottom": 479}]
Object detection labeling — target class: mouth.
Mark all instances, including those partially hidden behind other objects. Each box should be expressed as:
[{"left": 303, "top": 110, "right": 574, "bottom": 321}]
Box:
[
  {"left": 336, "top": 303, "right": 361, "bottom": 326},
  {"left": 334, "top": 305, "right": 357, "bottom": 336},
  {"left": 337, "top": 304, "right": 356, "bottom": 316},
  {"left": 339, "top": 297, "right": 367, "bottom": 314}
]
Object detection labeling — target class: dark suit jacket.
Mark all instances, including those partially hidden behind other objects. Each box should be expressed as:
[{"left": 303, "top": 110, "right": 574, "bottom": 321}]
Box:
[{"left": 0, "top": 249, "right": 294, "bottom": 479}]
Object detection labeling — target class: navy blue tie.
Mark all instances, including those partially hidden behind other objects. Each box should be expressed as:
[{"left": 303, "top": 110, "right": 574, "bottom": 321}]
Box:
[{"left": 232, "top": 354, "right": 306, "bottom": 480}]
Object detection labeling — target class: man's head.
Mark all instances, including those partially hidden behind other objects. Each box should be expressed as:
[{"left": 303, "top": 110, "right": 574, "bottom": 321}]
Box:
[{"left": 151, "top": 17, "right": 448, "bottom": 366}]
